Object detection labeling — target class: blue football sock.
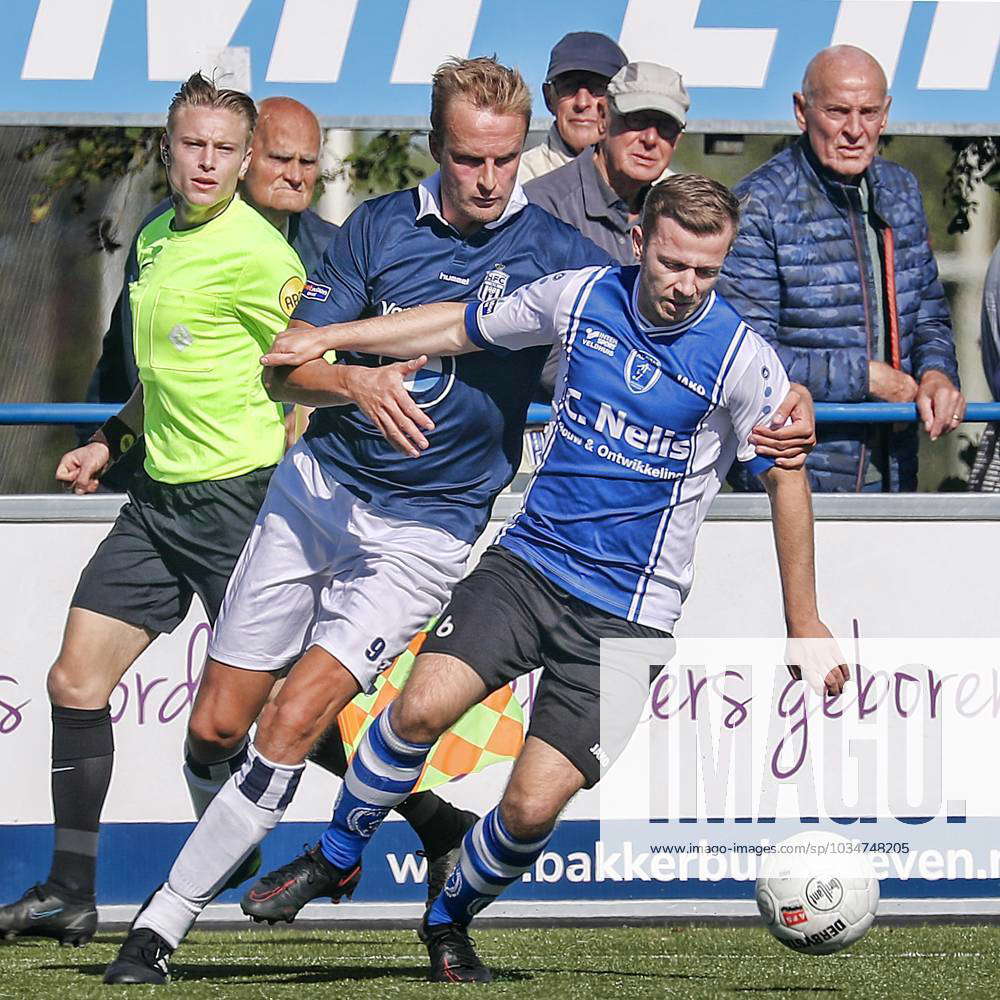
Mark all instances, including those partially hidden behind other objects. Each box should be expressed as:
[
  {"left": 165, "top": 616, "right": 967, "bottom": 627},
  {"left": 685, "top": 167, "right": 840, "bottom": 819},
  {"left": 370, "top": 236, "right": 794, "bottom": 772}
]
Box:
[
  {"left": 427, "top": 806, "right": 552, "bottom": 927},
  {"left": 320, "top": 706, "right": 433, "bottom": 868}
]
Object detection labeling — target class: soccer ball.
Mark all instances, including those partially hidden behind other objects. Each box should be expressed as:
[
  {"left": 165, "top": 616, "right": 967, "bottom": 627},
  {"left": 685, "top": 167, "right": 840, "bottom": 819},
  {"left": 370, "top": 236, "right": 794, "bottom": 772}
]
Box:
[{"left": 755, "top": 831, "right": 879, "bottom": 955}]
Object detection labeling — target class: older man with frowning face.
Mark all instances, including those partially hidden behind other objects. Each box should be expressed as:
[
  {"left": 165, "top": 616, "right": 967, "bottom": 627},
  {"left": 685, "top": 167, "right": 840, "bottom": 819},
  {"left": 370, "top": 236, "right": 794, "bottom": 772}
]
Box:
[
  {"left": 244, "top": 98, "right": 320, "bottom": 217},
  {"left": 720, "top": 45, "right": 963, "bottom": 493}
]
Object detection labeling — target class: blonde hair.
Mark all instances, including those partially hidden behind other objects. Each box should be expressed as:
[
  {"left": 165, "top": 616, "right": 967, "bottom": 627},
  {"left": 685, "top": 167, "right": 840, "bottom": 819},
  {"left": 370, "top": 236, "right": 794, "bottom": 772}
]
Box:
[
  {"left": 166, "top": 71, "right": 257, "bottom": 140},
  {"left": 430, "top": 56, "right": 531, "bottom": 137},
  {"left": 641, "top": 174, "right": 741, "bottom": 238}
]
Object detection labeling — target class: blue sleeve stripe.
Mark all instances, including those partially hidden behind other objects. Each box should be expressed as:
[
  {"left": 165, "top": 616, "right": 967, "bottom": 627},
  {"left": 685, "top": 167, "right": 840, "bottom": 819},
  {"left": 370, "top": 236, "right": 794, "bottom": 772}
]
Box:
[
  {"left": 463, "top": 300, "right": 510, "bottom": 354},
  {"left": 741, "top": 454, "right": 775, "bottom": 478}
]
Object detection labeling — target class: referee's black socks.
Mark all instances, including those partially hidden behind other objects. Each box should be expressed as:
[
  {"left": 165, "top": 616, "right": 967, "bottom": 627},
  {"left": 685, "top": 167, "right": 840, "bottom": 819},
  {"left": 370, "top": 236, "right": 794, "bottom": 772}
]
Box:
[{"left": 46, "top": 705, "right": 114, "bottom": 902}]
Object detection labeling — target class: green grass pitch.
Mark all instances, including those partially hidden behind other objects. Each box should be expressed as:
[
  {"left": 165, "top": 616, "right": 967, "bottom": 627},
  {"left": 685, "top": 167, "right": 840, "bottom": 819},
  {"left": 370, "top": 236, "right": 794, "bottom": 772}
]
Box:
[{"left": 2, "top": 925, "right": 1000, "bottom": 999}]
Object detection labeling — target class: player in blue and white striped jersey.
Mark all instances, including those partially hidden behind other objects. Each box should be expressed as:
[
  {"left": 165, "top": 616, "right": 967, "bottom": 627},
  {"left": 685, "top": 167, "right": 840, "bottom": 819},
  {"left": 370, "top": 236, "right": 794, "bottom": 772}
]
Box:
[{"left": 255, "top": 174, "right": 848, "bottom": 982}]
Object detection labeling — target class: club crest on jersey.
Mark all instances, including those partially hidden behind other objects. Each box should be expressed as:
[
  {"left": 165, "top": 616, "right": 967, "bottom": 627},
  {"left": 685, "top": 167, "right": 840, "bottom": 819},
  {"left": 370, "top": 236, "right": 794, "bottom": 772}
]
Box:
[
  {"left": 624, "top": 350, "right": 662, "bottom": 394},
  {"left": 478, "top": 263, "right": 509, "bottom": 303}
]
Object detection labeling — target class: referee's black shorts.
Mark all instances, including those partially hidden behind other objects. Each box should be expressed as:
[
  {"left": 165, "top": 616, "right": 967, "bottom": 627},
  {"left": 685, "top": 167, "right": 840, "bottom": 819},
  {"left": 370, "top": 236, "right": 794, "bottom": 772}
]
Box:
[
  {"left": 71, "top": 464, "right": 274, "bottom": 633},
  {"left": 421, "top": 545, "right": 674, "bottom": 788}
]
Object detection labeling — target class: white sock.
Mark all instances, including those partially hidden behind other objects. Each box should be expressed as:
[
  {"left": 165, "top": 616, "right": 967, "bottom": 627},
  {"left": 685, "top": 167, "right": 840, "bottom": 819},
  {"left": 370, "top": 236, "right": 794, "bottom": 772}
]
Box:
[
  {"left": 136, "top": 745, "right": 304, "bottom": 947},
  {"left": 133, "top": 882, "right": 201, "bottom": 950}
]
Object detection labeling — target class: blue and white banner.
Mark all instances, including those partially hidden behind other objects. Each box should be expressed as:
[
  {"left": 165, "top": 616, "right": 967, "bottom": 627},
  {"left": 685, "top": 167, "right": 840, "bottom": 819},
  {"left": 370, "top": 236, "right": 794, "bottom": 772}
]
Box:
[{"left": 2, "top": 0, "right": 1000, "bottom": 132}]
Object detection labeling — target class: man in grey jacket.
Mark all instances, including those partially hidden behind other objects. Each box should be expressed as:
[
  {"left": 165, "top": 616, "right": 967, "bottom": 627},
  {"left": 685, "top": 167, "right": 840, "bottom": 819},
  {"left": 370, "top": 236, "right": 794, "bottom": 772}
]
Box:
[
  {"left": 524, "top": 62, "right": 687, "bottom": 396},
  {"left": 524, "top": 61, "right": 686, "bottom": 265}
]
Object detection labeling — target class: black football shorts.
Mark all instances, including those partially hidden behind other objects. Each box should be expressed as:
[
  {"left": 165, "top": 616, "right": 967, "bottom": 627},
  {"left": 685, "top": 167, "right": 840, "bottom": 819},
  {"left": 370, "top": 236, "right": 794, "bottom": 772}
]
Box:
[
  {"left": 71, "top": 464, "right": 274, "bottom": 633},
  {"left": 422, "top": 545, "right": 674, "bottom": 787}
]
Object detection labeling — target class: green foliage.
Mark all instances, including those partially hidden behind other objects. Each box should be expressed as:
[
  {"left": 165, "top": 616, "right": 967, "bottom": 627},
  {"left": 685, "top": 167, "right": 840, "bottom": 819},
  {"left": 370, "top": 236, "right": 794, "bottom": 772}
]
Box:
[
  {"left": 336, "top": 130, "right": 428, "bottom": 196},
  {"left": 22, "top": 124, "right": 994, "bottom": 241},
  {"left": 18, "top": 126, "right": 429, "bottom": 224},
  {"left": 16, "top": 126, "right": 162, "bottom": 223}
]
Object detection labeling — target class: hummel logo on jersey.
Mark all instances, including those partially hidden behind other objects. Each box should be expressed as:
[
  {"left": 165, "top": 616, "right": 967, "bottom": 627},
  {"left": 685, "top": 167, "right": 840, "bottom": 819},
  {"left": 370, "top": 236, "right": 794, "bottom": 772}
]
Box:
[
  {"left": 438, "top": 272, "right": 470, "bottom": 286},
  {"left": 624, "top": 350, "right": 661, "bottom": 394},
  {"left": 582, "top": 327, "right": 618, "bottom": 357},
  {"left": 563, "top": 391, "right": 693, "bottom": 461}
]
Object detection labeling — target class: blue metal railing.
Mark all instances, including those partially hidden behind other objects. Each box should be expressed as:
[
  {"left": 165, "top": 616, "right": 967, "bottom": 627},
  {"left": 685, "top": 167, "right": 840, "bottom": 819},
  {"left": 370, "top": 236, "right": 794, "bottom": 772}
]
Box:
[
  {"left": 2, "top": 402, "right": 1000, "bottom": 426},
  {"left": 527, "top": 402, "right": 998, "bottom": 425},
  {"left": 0, "top": 404, "right": 121, "bottom": 425}
]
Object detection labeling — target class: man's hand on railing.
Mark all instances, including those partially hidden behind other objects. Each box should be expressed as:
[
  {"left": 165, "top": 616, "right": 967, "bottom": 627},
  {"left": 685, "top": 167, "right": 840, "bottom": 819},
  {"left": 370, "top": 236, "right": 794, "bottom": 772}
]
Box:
[
  {"left": 916, "top": 370, "right": 966, "bottom": 441},
  {"left": 56, "top": 442, "right": 109, "bottom": 494},
  {"left": 749, "top": 383, "right": 816, "bottom": 469},
  {"left": 868, "top": 360, "right": 918, "bottom": 404}
]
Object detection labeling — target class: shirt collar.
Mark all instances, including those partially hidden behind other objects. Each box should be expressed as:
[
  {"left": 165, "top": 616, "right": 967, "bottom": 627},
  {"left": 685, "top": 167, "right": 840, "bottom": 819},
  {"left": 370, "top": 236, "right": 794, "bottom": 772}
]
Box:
[
  {"left": 546, "top": 122, "right": 577, "bottom": 160},
  {"left": 415, "top": 171, "right": 529, "bottom": 232},
  {"left": 579, "top": 147, "right": 642, "bottom": 234},
  {"left": 628, "top": 269, "right": 717, "bottom": 336}
]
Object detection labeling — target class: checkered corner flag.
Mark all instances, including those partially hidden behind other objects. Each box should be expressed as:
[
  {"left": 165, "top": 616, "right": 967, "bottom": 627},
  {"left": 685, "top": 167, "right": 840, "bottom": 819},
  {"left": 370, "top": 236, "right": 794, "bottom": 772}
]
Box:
[{"left": 337, "top": 622, "right": 525, "bottom": 791}]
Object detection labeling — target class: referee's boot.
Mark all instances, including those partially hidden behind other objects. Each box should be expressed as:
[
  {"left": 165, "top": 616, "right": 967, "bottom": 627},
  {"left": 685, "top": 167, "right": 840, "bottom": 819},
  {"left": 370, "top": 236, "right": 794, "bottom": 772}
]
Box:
[
  {"left": 103, "top": 927, "right": 173, "bottom": 985},
  {"left": 424, "top": 808, "right": 479, "bottom": 908},
  {"left": 0, "top": 883, "right": 97, "bottom": 946},
  {"left": 423, "top": 918, "right": 493, "bottom": 983},
  {"left": 240, "top": 843, "right": 361, "bottom": 924},
  {"left": 218, "top": 846, "right": 262, "bottom": 895}
]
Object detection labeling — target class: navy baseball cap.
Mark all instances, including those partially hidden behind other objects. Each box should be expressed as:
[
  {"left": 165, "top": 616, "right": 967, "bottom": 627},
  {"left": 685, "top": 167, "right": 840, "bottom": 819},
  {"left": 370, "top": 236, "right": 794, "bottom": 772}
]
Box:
[{"left": 545, "top": 32, "right": 627, "bottom": 83}]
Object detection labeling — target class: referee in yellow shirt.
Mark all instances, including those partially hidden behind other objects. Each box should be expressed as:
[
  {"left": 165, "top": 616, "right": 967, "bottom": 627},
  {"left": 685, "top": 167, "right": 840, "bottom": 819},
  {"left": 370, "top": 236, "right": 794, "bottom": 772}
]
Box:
[{"left": 0, "top": 74, "right": 303, "bottom": 945}]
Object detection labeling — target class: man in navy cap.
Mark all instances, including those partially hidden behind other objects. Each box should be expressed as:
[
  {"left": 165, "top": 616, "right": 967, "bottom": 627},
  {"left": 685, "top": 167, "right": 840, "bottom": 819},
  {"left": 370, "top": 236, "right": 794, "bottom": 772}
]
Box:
[{"left": 518, "top": 31, "right": 627, "bottom": 183}]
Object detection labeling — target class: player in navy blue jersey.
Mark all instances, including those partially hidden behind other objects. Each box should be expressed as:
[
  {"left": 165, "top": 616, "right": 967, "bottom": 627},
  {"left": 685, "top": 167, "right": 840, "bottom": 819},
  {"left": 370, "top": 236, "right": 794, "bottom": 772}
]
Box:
[
  {"left": 250, "top": 174, "right": 847, "bottom": 983},
  {"left": 105, "top": 62, "right": 816, "bottom": 984}
]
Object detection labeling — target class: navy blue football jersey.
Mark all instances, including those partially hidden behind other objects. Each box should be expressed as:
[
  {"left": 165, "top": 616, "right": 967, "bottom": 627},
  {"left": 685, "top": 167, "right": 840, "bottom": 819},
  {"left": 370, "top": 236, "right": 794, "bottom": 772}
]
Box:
[
  {"left": 293, "top": 175, "right": 611, "bottom": 541},
  {"left": 465, "top": 265, "right": 789, "bottom": 629}
]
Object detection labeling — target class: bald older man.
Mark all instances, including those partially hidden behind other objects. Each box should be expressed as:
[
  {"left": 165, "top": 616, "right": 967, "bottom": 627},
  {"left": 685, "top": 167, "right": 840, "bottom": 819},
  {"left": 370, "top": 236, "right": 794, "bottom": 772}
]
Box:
[
  {"left": 719, "top": 45, "right": 963, "bottom": 492},
  {"left": 83, "top": 96, "right": 336, "bottom": 489}
]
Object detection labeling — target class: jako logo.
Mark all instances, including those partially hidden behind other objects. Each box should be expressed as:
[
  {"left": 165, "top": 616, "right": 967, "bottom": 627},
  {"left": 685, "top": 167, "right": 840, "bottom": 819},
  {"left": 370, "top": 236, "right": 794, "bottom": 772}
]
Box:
[{"left": 589, "top": 742, "right": 610, "bottom": 768}]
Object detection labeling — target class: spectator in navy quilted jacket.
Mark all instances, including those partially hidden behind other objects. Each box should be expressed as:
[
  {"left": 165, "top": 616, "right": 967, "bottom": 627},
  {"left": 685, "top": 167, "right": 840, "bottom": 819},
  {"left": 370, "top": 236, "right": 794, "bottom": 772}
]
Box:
[{"left": 719, "top": 45, "right": 963, "bottom": 492}]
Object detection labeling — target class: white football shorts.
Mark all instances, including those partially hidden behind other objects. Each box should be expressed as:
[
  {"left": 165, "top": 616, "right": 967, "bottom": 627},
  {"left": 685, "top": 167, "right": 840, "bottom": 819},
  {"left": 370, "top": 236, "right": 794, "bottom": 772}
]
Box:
[{"left": 208, "top": 439, "right": 471, "bottom": 691}]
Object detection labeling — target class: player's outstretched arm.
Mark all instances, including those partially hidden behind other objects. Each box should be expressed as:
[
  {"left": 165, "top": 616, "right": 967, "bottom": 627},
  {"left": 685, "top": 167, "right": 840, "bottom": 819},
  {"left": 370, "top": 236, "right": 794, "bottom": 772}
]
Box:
[
  {"left": 749, "top": 382, "right": 816, "bottom": 469},
  {"left": 760, "top": 465, "right": 849, "bottom": 696},
  {"left": 261, "top": 302, "right": 475, "bottom": 369},
  {"left": 263, "top": 323, "right": 436, "bottom": 457}
]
